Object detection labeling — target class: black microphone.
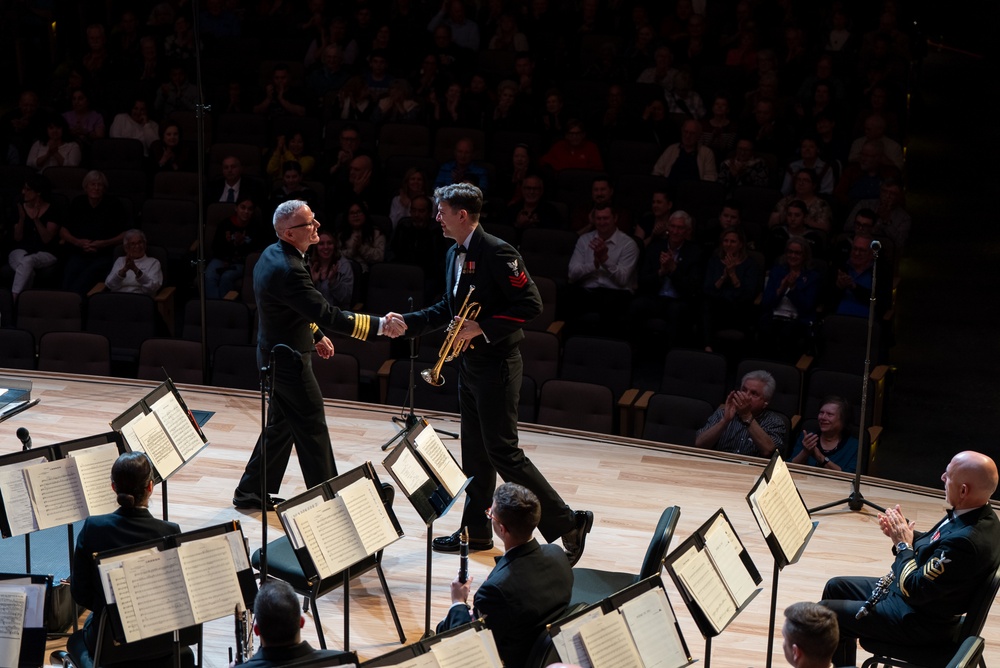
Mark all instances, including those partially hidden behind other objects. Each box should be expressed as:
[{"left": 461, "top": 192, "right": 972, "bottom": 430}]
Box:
[
  {"left": 16, "top": 427, "right": 32, "bottom": 451},
  {"left": 870, "top": 239, "right": 882, "bottom": 251}
]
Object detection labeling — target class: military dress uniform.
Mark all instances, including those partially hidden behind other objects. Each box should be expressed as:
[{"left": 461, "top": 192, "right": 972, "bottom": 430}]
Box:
[
  {"left": 403, "top": 225, "right": 577, "bottom": 543},
  {"left": 236, "top": 239, "right": 381, "bottom": 498},
  {"left": 822, "top": 503, "right": 1000, "bottom": 663}
]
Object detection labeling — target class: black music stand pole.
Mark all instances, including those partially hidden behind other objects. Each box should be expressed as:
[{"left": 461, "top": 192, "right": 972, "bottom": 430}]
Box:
[
  {"left": 258, "top": 352, "right": 274, "bottom": 581},
  {"left": 422, "top": 519, "right": 435, "bottom": 639},
  {"left": 808, "top": 240, "right": 885, "bottom": 516}
]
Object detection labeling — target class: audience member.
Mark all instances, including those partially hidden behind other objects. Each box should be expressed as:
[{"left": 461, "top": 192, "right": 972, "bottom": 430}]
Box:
[
  {"left": 790, "top": 396, "right": 858, "bottom": 473},
  {"left": 828, "top": 231, "right": 890, "bottom": 319},
  {"left": 108, "top": 98, "right": 159, "bottom": 155},
  {"left": 759, "top": 236, "right": 821, "bottom": 361},
  {"left": 2, "top": 91, "right": 46, "bottom": 162},
  {"left": 209, "top": 155, "right": 267, "bottom": 205},
  {"left": 310, "top": 229, "right": 354, "bottom": 309},
  {"left": 496, "top": 143, "right": 533, "bottom": 206},
  {"left": 253, "top": 63, "right": 308, "bottom": 119},
  {"left": 652, "top": 119, "right": 718, "bottom": 185},
  {"left": 570, "top": 175, "right": 631, "bottom": 235},
  {"left": 781, "top": 137, "right": 835, "bottom": 195},
  {"left": 700, "top": 95, "right": 738, "bottom": 160},
  {"left": 436, "top": 483, "right": 572, "bottom": 668},
  {"left": 695, "top": 369, "right": 786, "bottom": 456},
  {"left": 206, "top": 196, "right": 264, "bottom": 299},
  {"left": 338, "top": 200, "right": 385, "bottom": 273},
  {"left": 702, "top": 227, "right": 761, "bottom": 351},
  {"left": 782, "top": 602, "right": 839, "bottom": 668},
  {"left": 769, "top": 168, "right": 833, "bottom": 233},
  {"left": 266, "top": 132, "right": 316, "bottom": 183},
  {"left": 26, "top": 115, "right": 81, "bottom": 172},
  {"left": 62, "top": 88, "right": 105, "bottom": 144},
  {"left": 843, "top": 178, "right": 911, "bottom": 250},
  {"left": 325, "top": 125, "right": 365, "bottom": 184},
  {"left": 269, "top": 161, "right": 320, "bottom": 214},
  {"left": 389, "top": 168, "right": 429, "bottom": 231},
  {"left": 767, "top": 200, "right": 826, "bottom": 264},
  {"left": 664, "top": 71, "right": 706, "bottom": 119},
  {"left": 430, "top": 82, "right": 478, "bottom": 129},
  {"left": 8, "top": 174, "right": 61, "bottom": 301},
  {"left": 637, "top": 45, "right": 679, "bottom": 90},
  {"left": 435, "top": 137, "right": 489, "bottom": 192},
  {"left": 307, "top": 45, "right": 351, "bottom": 101},
  {"left": 149, "top": 122, "right": 193, "bottom": 173},
  {"left": 634, "top": 189, "right": 675, "bottom": 247},
  {"left": 335, "top": 76, "right": 374, "bottom": 121},
  {"left": 821, "top": 451, "right": 1000, "bottom": 666},
  {"left": 389, "top": 194, "right": 448, "bottom": 296},
  {"left": 427, "top": 0, "right": 481, "bottom": 52},
  {"left": 718, "top": 137, "right": 770, "bottom": 191},
  {"left": 155, "top": 65, "right": 198, "bottom": 118},
  {"left": 105, "top": 229, "right": 163, "bottom": 296},
  {"left": 501, "top": 174, "right": 563, "bottom": 239},
  {"left": 848, "top": 115, "right": 904, "bottom": 170},
  {"left": 60, "top": 170, "right": 128, "bottom": 294},
  {"left": 539, "top": 119, "right": 604, "bottom": 174}
]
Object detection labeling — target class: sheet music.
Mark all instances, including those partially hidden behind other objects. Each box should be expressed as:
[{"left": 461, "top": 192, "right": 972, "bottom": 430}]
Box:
[
  {"left": 392, "top": 653, "right": 439, "bottom": 668},
  {"left": 747, "top": 478, "right": 771, "bottom": 537},
  {"left": 338, "top": 478, "right": 398, "bottom": 554},
  {"left": 431, "top": 628, "right": 501, "bottom": 668},
  {"left": 579, "top": 611, "right": 644, "bottom": 668},
  {"left": 295, "top": 510, "right": 331, "bottom": 578},
  {"left": 225, "top": 530, "right": 251, "bottom": 571},
  {"left": 281, "top": 494, "right": 325, "bottom": 550},
  {"left": 177, "top": 535, "right": 245, "bottom": 622},
  {"left": 0, "top": 590, "right": 26, "bottom": 668},
  {"left": 118, "top": 411, "right": 145, "bottom": 454},
  {"left": 756, "top": 458, "right": 812, "bottom": 560},
  {"left": 413, "top": 425, "right": 466, "bottom": 498},
  {"left": 0, "top": 456, "right": 45, "bottom": 536},
  {"left": 133, "top": 410, "right": 184, "bottom": 479},
  {"left": 704, "top": 515, "right": 757, "bottom": 605},
  {"left": 620, "top": 587, "right": 688, "bottom": 668},
  {"left": 23, "top": 459, "right": 87, "bottom": 530},
  {"left": 391, "top": 446, "right": 432, "bottom": 497},
  {"left": 295, "top": 498, "right": 365, "bottom": 579},
  {"left": 121, "top": 549, "right": 195, "bottom": 640},
  {"left": 150, "top": 392, "right": 206, "bottom": 459},
  {"left": 672, "top": 544, "right": 735, "bottom": 633},
  {"left": 551, "top": 606, "right": 604, "bottom": 668},
  {"left": 0, "top": 581, "right": 44, "bottom": 627},
  {"left": 67, "top": 443, "right": 120, "bottom": 516},
  {"left": 107, "top": 569, "right": 143, "bottom": 641},
  {"left": 98, "top": 547, "right": 159, "bottom": 604}
]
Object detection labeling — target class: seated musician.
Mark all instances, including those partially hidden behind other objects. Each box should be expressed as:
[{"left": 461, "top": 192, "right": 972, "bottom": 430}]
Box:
[{"left": 71, "top": 451, "right": 180, "bottom": 655}]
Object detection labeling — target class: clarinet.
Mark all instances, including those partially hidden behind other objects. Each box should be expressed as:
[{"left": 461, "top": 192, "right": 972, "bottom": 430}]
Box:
[
  {"left": 856, "top": 572, "right": 895, "bottom": 619},
  {"left": 458, "top": 526, "right": 470, "bottom": 584},
  {"left": 233, "top": 605, "right": 253, "bottom": 663}
]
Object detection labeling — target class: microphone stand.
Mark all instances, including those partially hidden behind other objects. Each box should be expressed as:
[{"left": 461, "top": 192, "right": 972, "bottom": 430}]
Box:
[
  {"left": 808, "top": 240, "right": 885, "bottom": 516},
  {"left": 381, "top": 298, "right": 457, "bottom": 452}
]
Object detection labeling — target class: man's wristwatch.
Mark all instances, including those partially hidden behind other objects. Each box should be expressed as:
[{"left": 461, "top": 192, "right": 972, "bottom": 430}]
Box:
[
  {"left": 896, "top": 541, "right": 911, "bottom": 553},
  {"left": 739, "top": 415, "right": 753, "bottom": 426}
]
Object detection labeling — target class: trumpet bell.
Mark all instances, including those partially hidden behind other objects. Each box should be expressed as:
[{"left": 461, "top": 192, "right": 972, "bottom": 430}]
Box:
[{"left": 421, "top": 368, "right": 445, "bottom": 386}]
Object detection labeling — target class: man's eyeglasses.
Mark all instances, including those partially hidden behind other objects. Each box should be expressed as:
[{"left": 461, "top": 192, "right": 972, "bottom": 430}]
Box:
[
  {"left": 286, "top": 221, "right": 320, "bottom": 230},
  {"left": 485, "top": 507, "right": 496, "bottom": 521}
]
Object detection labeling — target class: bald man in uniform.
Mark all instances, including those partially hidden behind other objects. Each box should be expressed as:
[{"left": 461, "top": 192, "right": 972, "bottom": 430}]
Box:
[{"left": 821, "top": 451, "right": 1000, "bottom": 665}]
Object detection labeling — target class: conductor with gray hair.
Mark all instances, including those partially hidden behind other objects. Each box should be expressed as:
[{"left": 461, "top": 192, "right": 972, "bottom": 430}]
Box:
[{"left": 695, "top": 369, "right": 786, "bottom": 456}]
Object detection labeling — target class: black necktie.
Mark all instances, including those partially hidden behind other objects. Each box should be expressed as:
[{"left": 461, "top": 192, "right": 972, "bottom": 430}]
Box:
[{"left": 456, "top": 244, "right": 468, "bottom": 255}]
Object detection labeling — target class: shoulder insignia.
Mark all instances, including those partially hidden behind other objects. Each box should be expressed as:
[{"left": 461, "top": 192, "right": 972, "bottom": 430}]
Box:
[
  {"left": 507, "top": 259, "right": 518, "bottom": 273},
  {"left": 507, "top": 259, "right": 528, "bottom": 288}
]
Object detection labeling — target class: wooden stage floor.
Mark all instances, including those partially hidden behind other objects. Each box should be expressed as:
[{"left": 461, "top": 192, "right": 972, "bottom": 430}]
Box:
[{"left": 2, "top": 371, "right": 997, "bottom": 667}]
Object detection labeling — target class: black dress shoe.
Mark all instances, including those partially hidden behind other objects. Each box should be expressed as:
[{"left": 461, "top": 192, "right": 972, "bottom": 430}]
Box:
[
  {"left": 233, "top": 489, "right": 285, "bottom": 510},
  {"left": 432, "top": 529, "right": 494, "bottom": 553},
  {"left": 562, "top": 510, "right": 594, "bottom": 567}
]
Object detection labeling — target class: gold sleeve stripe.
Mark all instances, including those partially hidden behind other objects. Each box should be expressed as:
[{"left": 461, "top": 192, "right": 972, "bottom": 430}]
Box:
[
  {"left": 898, "top": 560, "right": 918, "bottom": 597},
  {"left": 309, "top": 323, "right": 320, "bottom": 334},
  {"left": 350, "top": 313, "right": 371, "bottom": 340}
]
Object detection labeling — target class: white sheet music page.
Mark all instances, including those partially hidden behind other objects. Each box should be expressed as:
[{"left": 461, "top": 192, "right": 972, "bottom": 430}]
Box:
[
  {"left": 620, "top": 586, "right": 688, "bottom": 668},
  {"left": 23, "top": 459, "right": 88, "bottom": 530},
  {"left": 672, "top": 544, "right": 736, "bottom": 633},
  {"left": 704, "top": 514, "right": 757, "bottom": 606},
  {"left": 0, "top": 580, "right": 44, "bottom": 628},
  {"left": 413, "top": 424, "right": 467, "bottom": 498},
  {"left": 337, "top": 478, "right": 398, "bottom": 554},
  {"left": 0, "top": 456, "right": 45, "bottom": 536},
  {"left": 98, "top": 547, "right": 159, "bottom": 605},
  {"left": 392, "top": 653, "right": 439, "bottom": 668},
  {"left": 118, "top": 411, "right": 145, "bottom": 454},
  {"left": 578, "top": 611, "right": 644, "bottom": 668},
  {"left": 0, "top": 589, "right": 26, "bottom": 668},
  {"left": 67, "top": 443, "right": 120, "bottom": 516},
  {"left": 282, "top": 495, "right": 325, "bottom": 550},
  {"left": 295, "top": 498, "right": 367, "bottom": 579},
  {"left": 294, "top": 504, "right": 332, "bottom": 579},
  {"left": 757, "top": 457, "right": 812, "bottom": 560},
  {"left": 132, "top": 410, "right": 184, "bottom": 479},
  {"left": 107, "top": 568, "right": 143, "bottom": 642},
  {"left": 551, "top": 606, "right": 604, "bottom": 668},
  {"left": 391, "top": 446, "right": 432, "bottom": 496},
  {"left": 122, "top": 549, "right": 195, "bottom": 639},
  {"left": 150, "top": 392, "right": 206, "bottom": 460},
  {"left": 430, "top": 627, "right": 501, "bottom": 668},
  {"left": 177, "top": 534, "right": 245, "bottom": 623}
]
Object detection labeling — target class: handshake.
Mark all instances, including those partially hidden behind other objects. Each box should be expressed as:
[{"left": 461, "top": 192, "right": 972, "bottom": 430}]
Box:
[{"left": 382, "top": 312, "right": 408, "bottom": 338}]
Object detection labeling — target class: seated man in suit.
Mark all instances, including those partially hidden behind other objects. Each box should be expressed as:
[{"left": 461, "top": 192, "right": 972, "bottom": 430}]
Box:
[
  {"left": 437, "top": 483, "right": 573, "bottom": 667},
  {"left": 821, "top": 451, "right": 1000, "bottom": 666},
  {"left": 238, "top": 580, "right": 353, "bottom": 667},
  {"left": 782, "top": 602, "right": 839, "bottom": 668}
]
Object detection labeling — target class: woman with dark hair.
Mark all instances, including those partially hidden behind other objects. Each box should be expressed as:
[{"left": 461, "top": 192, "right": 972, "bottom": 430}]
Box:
[
  {"left": 759, "top": 235, "right": 821, "bottom": 361},
  {"left": 702, "top": 227, "right": 760, "bottom": 351},
  {"left": 338, "top": 200, "right": 385, "bottom": 273},
  {"left": 62, "top": 88, "right": 105, "bottom": 143},
  {"left": 388, "top": 167, "right": 427, "bottom": 229},
  {"left": 205, "top": 195, "right": 263, "bottom": 298},
  {"left": 71, "top": 452, "right": 180, "bottom": 653},
  {"left": 310, "top": 229, "right": 354, "bottom": 309},
  {"left": 8, "top": 174, "right": 62, "bottom": 300},
  {"left": 26, "top": 114, "right": 81, "bottom": 172},
  {"left": 769, "top": 167, "right": 832, "bottom": 233},
  {"left": 149, "top": 121, "right": 191, "bottom": 172},
  {"left": 790, "top": 396, "right": 859, "bottom": 472}
]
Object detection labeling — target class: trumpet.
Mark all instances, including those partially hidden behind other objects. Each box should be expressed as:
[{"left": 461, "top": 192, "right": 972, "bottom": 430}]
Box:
[{"left": 421, "top": 285, "right": 481, "bottom": 386}]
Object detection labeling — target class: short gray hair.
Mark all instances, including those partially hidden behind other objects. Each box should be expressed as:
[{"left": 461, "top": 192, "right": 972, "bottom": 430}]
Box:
[
  {"left": 669, "top": 210, "right": 693, "bottom": 231},
  {"left": 82, "top": 170, "right": 108, "bottom": 189},
  {"left": 741, "top": 369, "right": 776, "bottom": 401},
  {"left": 273, "top": 199, "right": 309, "bottom": 231},
  {"left": 123, "top": 229, "right": 145, "bottom": 244}
]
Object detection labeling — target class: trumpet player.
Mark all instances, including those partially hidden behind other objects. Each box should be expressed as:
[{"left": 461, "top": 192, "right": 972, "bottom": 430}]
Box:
[
  {"left": 820, "top": 451, "right": 1000, "bottom": 666},
  {"left": 397, "top": 182, "right": 594, "bottom": 566}
]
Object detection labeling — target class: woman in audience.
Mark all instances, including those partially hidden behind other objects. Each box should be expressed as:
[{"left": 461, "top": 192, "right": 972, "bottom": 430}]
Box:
[
  {"left": 8, "top": 174, "right": 62, "bottom": 301},
  {"left": 105, "top": 229, "right": 163, "bottom": 296},
  {"left": 389, "top": 168, "right": 428, "bottom": 230},
  {"left": 310, "top": 229, "right": 354, "bottom": 309},
  {"left": 266, "top": 131, "right": 315, "bottom": 182},
  {"left": 62, "top": 88, "right": 105, "bottom": 144},
  {"left": 338, "top": 200, "right": 385, "bottom": 273},
  {"left": 496, "top": 143, "right": 533, "bottom": 206},
  {"left": 700, "top": 95, "right": 738, "bottom": 160},
  {"left": 206, "top": 196, "right": 262, "bottom": 299},
  {"left": 61, "top": 170, "right": 129, "bottom": 294},
  {"left": 149, "top": 122, "right": 192, "bottom": 172},
  {"left": 72, "top": 452, "right": 180, "bottom": 654},
  {"left": 790, "top": 396, "right": 859, "bottom": 472},
  {"left": 26, "top": 114, "right": 81, "bottom": 172},
  {"left": 430, "top": 82, "right": 477, "bottom": 129},
  {"left": 758, "top": 235, "right": 821, "bottom": 361},
  {"left": 769, "top": 168, "right": 832, "bottom": 233},
  {"left": 337, "top": 76, "right": 373, "bottom": 121},
  {"left": 702, "top": 227, "right": 760, "bottom": 352}
]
